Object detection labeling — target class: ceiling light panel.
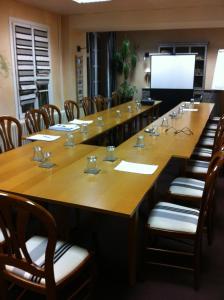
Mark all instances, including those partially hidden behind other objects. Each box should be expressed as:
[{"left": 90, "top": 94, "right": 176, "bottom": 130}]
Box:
[{"left": 73, "top": 0, "right": 111, "bottom": 3}]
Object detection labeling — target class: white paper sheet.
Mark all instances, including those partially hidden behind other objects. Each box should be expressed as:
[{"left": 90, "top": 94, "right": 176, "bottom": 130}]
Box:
[
  {"left": 69, "top": 119, "right": 93, "bottom": 125},
  {"left": 184, "top": 101, "right": 200, "bottom": 105},
  {"left": 49, "top": 124, "right": 80, "bottom": 131},
  {"left": 26, "top": 134, "right": 61, "bottom": 141},
  {"left": 114, "top": 160, "right": 158, "bottom": 175},
  {"left": 183, "top": 108, "right": 198, "bottom": 112}
]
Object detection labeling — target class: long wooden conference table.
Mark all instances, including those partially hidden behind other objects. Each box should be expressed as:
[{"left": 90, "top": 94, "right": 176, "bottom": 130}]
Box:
[{"left": 0, "top": 100, "right": 214, "bottom": 285}]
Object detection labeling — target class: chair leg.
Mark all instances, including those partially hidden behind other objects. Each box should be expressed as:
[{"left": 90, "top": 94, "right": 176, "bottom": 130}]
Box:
[
  {"left": 0, "top": 275, "right": 7, "bottom": 300},
  {"left": 193, "top": 239, "right": 201, "bottom": 290},
  {"left": 46, "top": 288, "right": 57, "bottom": 300}
]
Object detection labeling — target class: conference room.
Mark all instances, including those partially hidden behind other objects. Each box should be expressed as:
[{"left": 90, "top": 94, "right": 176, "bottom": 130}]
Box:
[{"left": 1, "top": 0, "right": 224, "bottom": 299}]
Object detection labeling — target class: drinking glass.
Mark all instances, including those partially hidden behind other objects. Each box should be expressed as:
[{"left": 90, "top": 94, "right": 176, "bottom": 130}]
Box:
[
  {"left": 190, "top": 98, "right": 195, "bottom": 108},
  {"left": 161, "top": 117, "right": 169, "bottom": 127},
  {"left": 135, "top": 135, "right": 144, "bottom": 148},
  {"left": 33, "top": 146, "right": 44, "bottom": 162},
  {"left": 127, "top": 105, "right": 132, "bottom": 113},
  {"left": 84, "top": 155, "right": 100, "bottom": 174},
  {"left": 97, "top": 116, "right": 104, "bottom": 127},
  {"left": 81, "top": 124, "right": 88, "bottom": 134},
  {"left": 39, "top": 151, "right": 55, "bottom": 168},
  {"left": 64, "top": 133, "right": 75, "bottom": 147},
  {"left": 136, "top": 102, "right": 141, "bottom": 111},
  {"left": 116, "top": 110, "right": 121, "bottom": 118},
  {"left": 170, "top": 111, "right": 177, "bottom": 119},
  {"left": 105, "top": 145, "right": 116, "bottom": 161}
]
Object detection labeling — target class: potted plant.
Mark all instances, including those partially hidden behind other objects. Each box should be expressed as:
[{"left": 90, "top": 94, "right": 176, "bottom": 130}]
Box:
[{"left": 114, "top": 39, "right": 137, "bottom": 102}]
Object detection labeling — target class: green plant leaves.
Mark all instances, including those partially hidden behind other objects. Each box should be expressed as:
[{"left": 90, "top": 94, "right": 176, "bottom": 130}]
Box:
[
  {"left": 113, "top": 39, "right": 137, "bottom": 101},
  {"left": 123, "top": 63, "right": 130, "bottom": 80},
  {"left": 121, "top": 39, "right": 130, "bottom": 60}
]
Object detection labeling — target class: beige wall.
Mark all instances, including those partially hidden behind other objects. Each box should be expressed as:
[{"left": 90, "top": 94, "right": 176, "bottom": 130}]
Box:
[
  {"left": 0, "top": 0, "right": 63, "bottom": 118},
  {"left": 116, "top": 28, "right": 224, "bottom": 95},
  {"left": 61, "top": 16, "right": 87, "bottom": 101}
]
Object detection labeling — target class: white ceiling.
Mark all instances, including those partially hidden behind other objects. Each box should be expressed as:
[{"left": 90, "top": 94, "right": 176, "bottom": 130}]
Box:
[{"left": 17, "top": 0, "right": 224, "bottom": 16}]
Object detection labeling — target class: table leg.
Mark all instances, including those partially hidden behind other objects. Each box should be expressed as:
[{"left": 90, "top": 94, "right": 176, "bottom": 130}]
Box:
[{"left": 128, "top": 209, "right": 139, "bottom": 286}]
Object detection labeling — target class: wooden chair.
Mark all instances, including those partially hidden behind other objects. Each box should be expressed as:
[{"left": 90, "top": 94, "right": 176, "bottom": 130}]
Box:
[
  {"left": 0, "top": 116, "right": 22, "bottom": 153},
  {"left": 41, "top": 104, "right": 62, "bottom": 126},
  {"left": 0, "top": 192, "right": 95, "bottom": 300},
  {"left": 64, "top": 100, "right": 80, "bottom": 122},
  {"left": 94, "top": 95, "right": 108, "bottom": 112},
  {"left": 192, "top": 114, "right": 224, "bottom": 161},
  {"left": 25, "top": 109, "right": 49, "bottom": 134},
  {"left": 144, "top": 150, "right": 224, "bottom": 289},
  {"left": 111, "top": 91, "right": 120, "bottom": 107},
  {"left": 82, "top": 97, "right": 96, "bottom": 116}
]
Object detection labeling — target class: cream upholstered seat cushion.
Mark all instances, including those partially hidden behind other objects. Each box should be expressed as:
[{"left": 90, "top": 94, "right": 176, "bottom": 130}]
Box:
[
  {"left": 210, "top": 116, "right": 220, "bottom": 122},
  {"left": 6, "top": 236, "right": 89, "bottom": 285},
  {"left": 199, "top": 137, "right": 214, "bottom": 147},
  {"left": 203, "top": 130, "right": 216, "bottom": 138},
  {"left": 186, "top": 159, "right": 209, "bottom": 174},
  {"left": 206, "top": 123, "right": 217, "bottom": 131},
  {"left": 192, "top": 147, "right": 212, "bottom": 159},
  {"left": 148, "top": 202, "right": 199, "bottom": 234},
  {"left": 169, "top": 177, "right": 205, "bottom": 198}
]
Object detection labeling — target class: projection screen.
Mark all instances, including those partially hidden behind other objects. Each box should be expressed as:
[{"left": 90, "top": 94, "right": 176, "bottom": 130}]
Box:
[{"left": 151, "top": 54, "right": 196, "bottom": 89}]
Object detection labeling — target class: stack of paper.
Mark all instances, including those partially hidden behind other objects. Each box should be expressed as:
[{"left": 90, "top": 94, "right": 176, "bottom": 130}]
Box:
[
  {"left": 114, "top": 160, "right": 158, "bottom": 175},
  {"left": 183, "top": 108, "right": 198, "bottom": 112},
  {"left": 69, "top": 119, "right": 93, "bottom": 125},
  {"left": 26, "top": 134, "right": 61, "bottom": 141},
  {"left": 49, "top": 124, "right": 80, "bottom": 131}
]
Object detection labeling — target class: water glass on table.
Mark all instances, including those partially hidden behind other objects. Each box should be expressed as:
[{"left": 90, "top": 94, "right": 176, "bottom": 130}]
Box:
[
  {"left": 64, "top": 133, "right": 75, "bottom": 147},
  {"left": 80, "top": 124, "right": 88, "bottom": 134},
  {"left": 33, "top": 146, "right": 44, "bottom": 162},
  {"left": 135, "top": 135, "right": 145, "bottom": 148},
  {"left": 104, "top": 145, "right": 117, "bottom": 162},
  {"left": 84, "top": 155, "right": 100, "bottom": 174}
]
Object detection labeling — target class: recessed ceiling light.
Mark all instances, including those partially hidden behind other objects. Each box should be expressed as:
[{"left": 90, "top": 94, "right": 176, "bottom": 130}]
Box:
[{"left": 73, "top": 0, "right": 111, "bottom": 3}]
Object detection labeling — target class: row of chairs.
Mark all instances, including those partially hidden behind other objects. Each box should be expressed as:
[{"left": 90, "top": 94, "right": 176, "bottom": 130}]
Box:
[
  {"left": 143, "top": 113, "right": 224, "bottom": 289},
  {"left": 0, "top": 101, "right": 79, "bottom": 152},
  {"left": 0, "top": 95, "right": 121, "bottom": 152}
]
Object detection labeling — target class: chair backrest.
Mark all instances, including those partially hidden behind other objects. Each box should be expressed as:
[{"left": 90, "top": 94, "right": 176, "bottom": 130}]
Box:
[
  {"left": 64, "top": 100, "right": 80, "bottom": 122},
  {"left": 0, "top": 116, "right": 22, "bottom": 153},
  {"left": 25, "top": 109, "right": 49, "bottom": 134},
  {"left": 197, "top": 150, "right": 224, "bottom": 233},
  {"left": 0, "top": 192, "right": 57, "bottom": 291},
  {"left": 111, "top": 91, "right": 120, "bottom": 107},
  {"left": 82, "top": 97, "right": 96, "bottom": 116},
  {"left": 94, "top": 95, "right": 108, "bottom": 112},
  {"left": 41, "top": 104, "right": 62, "bottom": 126},
  {"left": 213, "top": 114, "right": 224, "bottom": 154}
]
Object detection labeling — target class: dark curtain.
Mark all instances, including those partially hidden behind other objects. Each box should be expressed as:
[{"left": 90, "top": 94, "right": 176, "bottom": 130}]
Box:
[{"left": 87, "top": 32, "right": 116, "bottom": 100}]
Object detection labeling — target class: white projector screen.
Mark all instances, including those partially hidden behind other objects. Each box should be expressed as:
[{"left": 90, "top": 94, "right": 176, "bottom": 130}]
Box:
[
  {"left": 151, "top": 54, "right": 196, "bottom": 89},
  {"left": 212, "top": 49, "right": 224, "bottom": 90}
]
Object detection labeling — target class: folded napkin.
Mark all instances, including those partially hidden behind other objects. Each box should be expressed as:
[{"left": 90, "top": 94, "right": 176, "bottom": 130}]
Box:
[
  {"left": 49, "top": 124, "right": 80, "bottom": 131},
  {"left": 114, "top": 160, "right": 158, "bottom": 175},
  {"left": 26, "top": 134, "right": 60, "bottom": 141}
]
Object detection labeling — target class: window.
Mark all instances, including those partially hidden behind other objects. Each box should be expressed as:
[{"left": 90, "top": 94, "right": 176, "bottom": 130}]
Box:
[{"left": 11, "top": 19, "right": 51, "bottom": 119}]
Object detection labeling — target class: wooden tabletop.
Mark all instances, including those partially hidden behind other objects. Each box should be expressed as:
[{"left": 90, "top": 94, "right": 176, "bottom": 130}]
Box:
[
  {"left": 0, "top": 102, "right": 214, "bottom": 218},
  {"left": 126, "top": 102, "right": 214, "bottom": 159},
  {"left": 38, "top": 100, "right": 161, "bottom": 144}
]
